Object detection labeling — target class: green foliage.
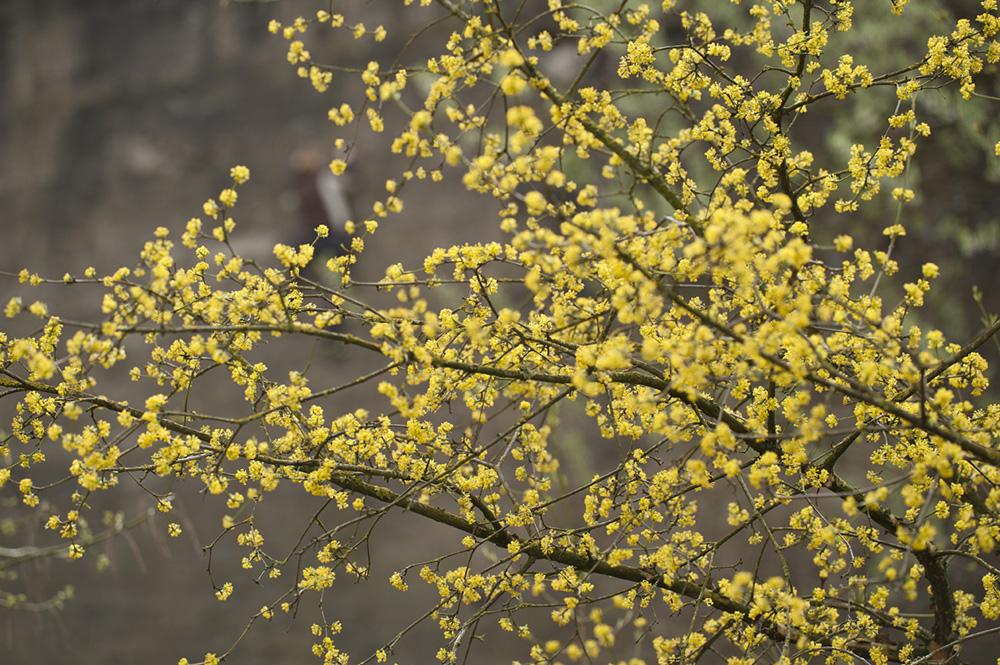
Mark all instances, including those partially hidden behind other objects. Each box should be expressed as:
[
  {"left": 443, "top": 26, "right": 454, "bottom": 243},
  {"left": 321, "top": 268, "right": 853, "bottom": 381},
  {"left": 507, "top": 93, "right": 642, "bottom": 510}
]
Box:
[{"left": 4, "top": 1, "right": 1000, "bottom": 663}]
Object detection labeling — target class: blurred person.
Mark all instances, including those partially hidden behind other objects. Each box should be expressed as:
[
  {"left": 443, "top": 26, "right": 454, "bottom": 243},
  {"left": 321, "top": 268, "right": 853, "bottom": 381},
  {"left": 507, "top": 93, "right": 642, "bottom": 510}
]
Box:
[{"left": 288, "top": 148, "right": 352, "bottom": 285}]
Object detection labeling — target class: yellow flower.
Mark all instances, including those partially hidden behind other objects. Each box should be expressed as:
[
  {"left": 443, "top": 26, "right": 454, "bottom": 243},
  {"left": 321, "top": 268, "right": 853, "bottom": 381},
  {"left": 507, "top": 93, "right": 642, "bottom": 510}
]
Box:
[
  {"left": 499, "top": 48, "right": 524, "bottom": 68},
  {"left": 230, "top": 165, "right": 250, "bottom": 183},
  {"left": 523, "top": 191, "right": 547, "bottom": 216},
  {"left": 203, "top": 199, "right": 219, "bottom": 219},
  {"left": 216, "top": 583, "right": 233, "bottom": 600},
  {"left": 219, "top": 189, "right": 238, "bottom": 207}
]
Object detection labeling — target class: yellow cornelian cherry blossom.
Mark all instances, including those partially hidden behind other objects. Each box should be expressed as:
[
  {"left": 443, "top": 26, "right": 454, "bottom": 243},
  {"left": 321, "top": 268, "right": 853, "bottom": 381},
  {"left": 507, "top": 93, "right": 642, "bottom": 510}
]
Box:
[{"left": 4, "top": 2, "right": 1000, "bottom": 665}]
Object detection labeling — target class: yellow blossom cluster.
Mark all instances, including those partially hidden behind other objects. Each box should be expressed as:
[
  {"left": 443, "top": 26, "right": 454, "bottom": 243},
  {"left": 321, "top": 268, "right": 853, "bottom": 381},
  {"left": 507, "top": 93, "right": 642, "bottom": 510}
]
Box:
[{"left": 5, "top": 2, "right": 1000, "bottom": 665}]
